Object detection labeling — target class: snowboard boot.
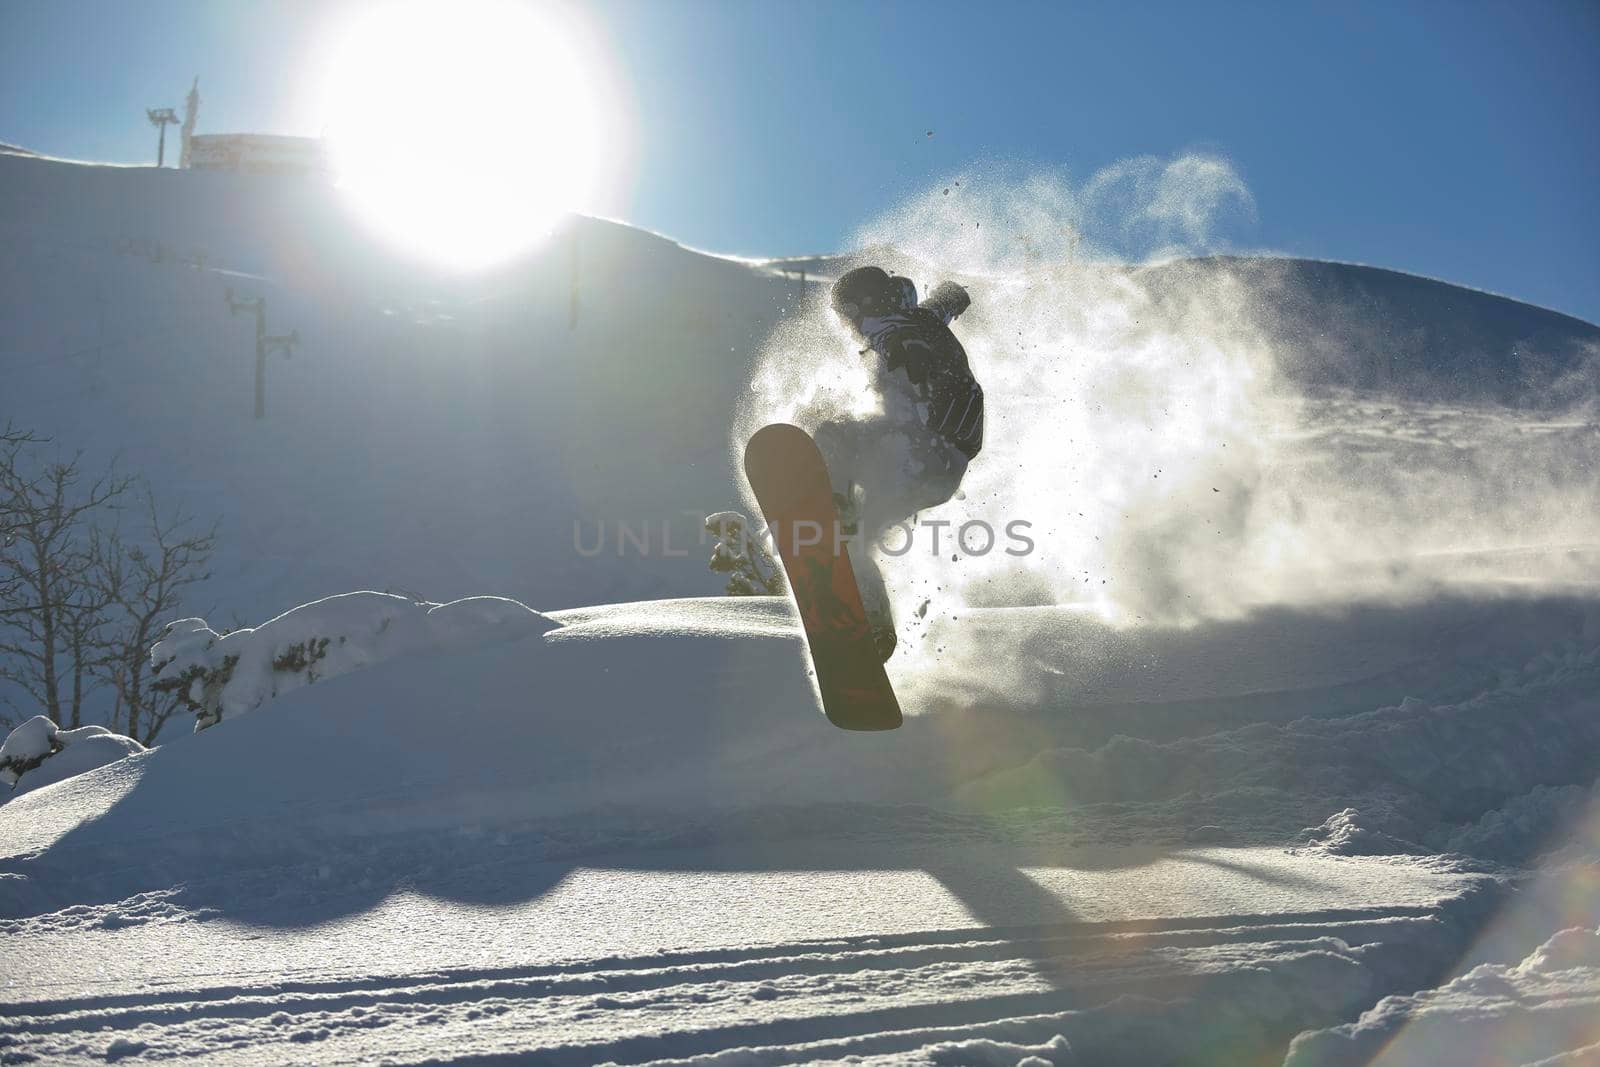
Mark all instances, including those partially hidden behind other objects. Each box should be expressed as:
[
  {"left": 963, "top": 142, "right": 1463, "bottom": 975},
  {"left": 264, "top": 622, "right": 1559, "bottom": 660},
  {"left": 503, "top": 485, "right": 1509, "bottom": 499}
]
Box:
[
  {"left": 868, "top": 612, "right": 898, "bottom": 662},
  {"left": 853, "top": 550, "right": 897, "bottom": 662},
  {"left": 832, "top": 482, "right": 862, "bottom": 538}
]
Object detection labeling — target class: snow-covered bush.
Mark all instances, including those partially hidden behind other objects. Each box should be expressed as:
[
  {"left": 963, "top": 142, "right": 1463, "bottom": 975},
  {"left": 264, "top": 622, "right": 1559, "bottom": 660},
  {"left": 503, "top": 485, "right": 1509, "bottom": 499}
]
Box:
[
  {"left": 705, "top": 511, "right": 784, "bottom": 596},
  {"left": 151, "top": 591, "right": 556, "bottom": 731},
  {"left": 0, "top": 714, "right": 144, "bottom": 798}
]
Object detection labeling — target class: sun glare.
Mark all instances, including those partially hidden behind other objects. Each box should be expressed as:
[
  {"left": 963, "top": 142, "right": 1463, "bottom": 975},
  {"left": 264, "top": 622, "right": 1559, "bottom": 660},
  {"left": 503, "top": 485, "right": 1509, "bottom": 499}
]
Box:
[{"left": 320, "top": 0, "right": 611, "bottom": 270}]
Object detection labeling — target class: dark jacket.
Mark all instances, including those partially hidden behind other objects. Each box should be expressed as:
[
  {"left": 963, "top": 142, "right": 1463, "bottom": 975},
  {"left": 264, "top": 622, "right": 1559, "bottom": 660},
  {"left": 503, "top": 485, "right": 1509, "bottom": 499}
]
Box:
[{"left": 859, "top": 283, "right": 983, "bottom": 459}]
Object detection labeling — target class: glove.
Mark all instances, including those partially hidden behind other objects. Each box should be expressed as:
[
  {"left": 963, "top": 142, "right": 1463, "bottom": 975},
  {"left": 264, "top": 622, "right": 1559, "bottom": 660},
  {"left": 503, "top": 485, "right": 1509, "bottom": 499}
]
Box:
[{"left": 922, "top": 281, "right": 971, "bottom": 322}]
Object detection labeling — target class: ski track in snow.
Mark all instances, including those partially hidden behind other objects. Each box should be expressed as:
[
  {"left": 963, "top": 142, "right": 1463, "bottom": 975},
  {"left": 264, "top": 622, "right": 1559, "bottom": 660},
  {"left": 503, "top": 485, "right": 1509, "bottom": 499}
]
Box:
[{"left": 0, "top": 843, "right": 1492, "bottom": 1065}]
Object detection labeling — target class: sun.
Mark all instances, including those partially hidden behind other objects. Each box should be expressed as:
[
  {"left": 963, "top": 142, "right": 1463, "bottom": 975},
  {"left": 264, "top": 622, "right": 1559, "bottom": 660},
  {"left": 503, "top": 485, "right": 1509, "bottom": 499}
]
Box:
[{"left": 320, "top": 0, "right": 612, "bottom": 270}]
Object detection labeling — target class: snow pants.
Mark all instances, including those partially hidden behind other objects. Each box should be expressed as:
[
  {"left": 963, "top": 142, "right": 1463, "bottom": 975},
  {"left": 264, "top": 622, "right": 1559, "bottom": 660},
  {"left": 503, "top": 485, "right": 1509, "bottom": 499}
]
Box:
[{"left": 811, "top": 411, "right": 969, "bottom": 634}]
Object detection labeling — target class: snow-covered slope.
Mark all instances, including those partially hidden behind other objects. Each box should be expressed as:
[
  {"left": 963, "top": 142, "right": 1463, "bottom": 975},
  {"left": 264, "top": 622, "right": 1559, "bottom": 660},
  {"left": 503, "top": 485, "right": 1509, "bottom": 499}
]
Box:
[
  {"left": 1147, "top": 256, "right": 1600, "bottom": 404},
  {"left": 4, "top": 150, "right": 1595, "bottom": 633},
  {"left": 1, "top": 149, "right": 805, "bottom": 621},
  {"left": 3, "top": 153, "right": 1599, "bottom": 1065}
]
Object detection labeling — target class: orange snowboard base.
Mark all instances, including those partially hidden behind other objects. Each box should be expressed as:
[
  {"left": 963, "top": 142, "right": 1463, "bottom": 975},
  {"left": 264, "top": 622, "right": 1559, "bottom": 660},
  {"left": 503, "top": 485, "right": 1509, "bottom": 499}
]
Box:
[{"left": 744, "top": 423, "right": 902, "bottom": 731}]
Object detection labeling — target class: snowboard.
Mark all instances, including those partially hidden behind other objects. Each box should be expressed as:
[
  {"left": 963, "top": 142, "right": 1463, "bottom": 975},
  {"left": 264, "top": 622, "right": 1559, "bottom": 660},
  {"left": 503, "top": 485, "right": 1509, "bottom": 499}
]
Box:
[{"left": 744, "top": 423, "right": 903, "bottom": 732}]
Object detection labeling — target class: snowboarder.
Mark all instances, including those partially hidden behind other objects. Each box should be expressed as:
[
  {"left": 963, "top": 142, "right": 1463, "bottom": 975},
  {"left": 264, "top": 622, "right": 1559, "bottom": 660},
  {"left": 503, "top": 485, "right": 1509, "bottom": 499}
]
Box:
[{"left": 813, "top": 266, "right": 985, "bottom": 659}]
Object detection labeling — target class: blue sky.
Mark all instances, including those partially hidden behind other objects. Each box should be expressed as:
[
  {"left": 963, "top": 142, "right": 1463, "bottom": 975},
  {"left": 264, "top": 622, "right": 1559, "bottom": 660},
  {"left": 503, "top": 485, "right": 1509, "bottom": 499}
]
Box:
[{"left": 2, "top": 0, "right": 1596, "bottom": 322}]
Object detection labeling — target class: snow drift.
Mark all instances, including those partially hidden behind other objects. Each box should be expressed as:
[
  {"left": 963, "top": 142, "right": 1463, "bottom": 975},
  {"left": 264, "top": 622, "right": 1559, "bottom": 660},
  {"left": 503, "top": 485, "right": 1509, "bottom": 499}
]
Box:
[
  {"left": 148, "top": 591, "right": 554, "bottom": 729},
  {"left": 0, "top": 716, "right": 144, "bottom": 798}
]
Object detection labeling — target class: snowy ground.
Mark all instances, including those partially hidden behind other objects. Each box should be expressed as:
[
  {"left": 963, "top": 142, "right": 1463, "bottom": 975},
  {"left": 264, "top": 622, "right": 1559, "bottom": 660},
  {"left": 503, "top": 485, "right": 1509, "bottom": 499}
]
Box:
[
  {"left": 4, "top": 589, "right": 1599, "bottom": 1064},
  {"left": 0, "top": 841, "right": 1493, "bottom": 1065}
]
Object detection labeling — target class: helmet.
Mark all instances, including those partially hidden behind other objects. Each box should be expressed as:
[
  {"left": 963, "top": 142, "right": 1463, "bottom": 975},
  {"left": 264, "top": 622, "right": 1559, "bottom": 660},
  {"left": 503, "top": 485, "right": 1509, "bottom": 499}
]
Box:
[{"left": 831, "top": 266, "right": 916, "bottom": 325}]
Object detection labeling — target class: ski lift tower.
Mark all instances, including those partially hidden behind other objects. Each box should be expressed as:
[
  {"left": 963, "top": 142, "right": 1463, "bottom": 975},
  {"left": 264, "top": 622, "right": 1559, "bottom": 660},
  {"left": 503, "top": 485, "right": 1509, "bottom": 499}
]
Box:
[{"left": 146, "top": 107, "right": 179, "bottom": 167}]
